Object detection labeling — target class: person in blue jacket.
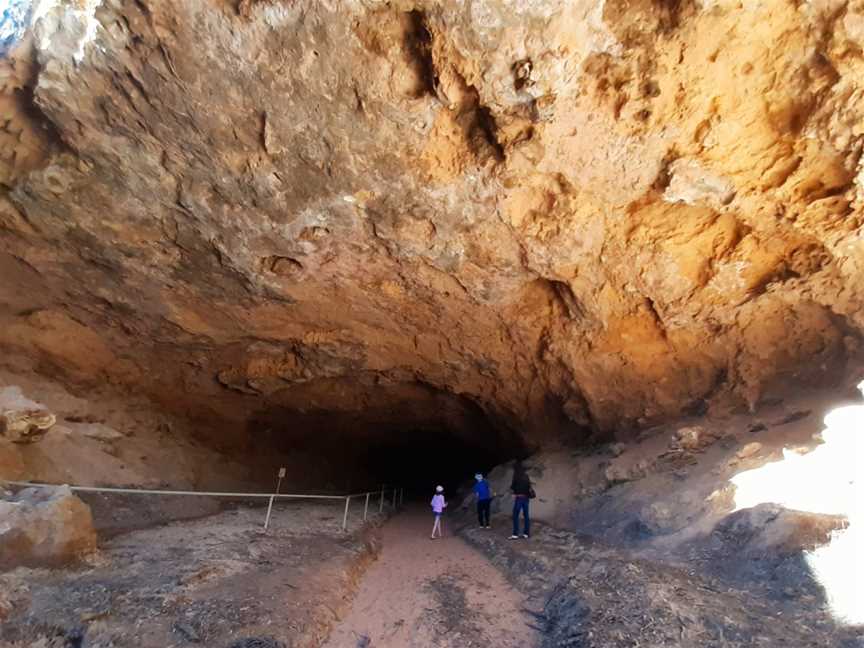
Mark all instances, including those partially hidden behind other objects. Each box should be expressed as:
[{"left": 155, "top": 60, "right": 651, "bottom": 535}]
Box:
[{"left": 473, "top": 473, "right": 494, "bottom": 528}]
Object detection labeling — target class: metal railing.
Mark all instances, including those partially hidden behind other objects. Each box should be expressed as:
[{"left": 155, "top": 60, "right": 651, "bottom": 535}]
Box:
[
  {"left": 1, "top": 480, "right": 405, "bottom": 532},
  {"left": 343, "top": 485, "right": 405, "bottom": 531}
]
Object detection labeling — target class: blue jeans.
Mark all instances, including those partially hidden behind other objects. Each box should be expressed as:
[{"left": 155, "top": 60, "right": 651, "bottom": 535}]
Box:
[{"left": 512, "top": 497, "right": 530, "bottom": 536}]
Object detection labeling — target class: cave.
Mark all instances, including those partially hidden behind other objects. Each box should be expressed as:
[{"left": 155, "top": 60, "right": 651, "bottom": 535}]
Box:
[
  {"left": 2, "top": 1, "right": 864, "bottom": 646},
  {"left": 1, "top": 0, "right": 861, "bottom": 483},
  {"left": 240, "top": 383, "right": 527, "bottom": 495}
]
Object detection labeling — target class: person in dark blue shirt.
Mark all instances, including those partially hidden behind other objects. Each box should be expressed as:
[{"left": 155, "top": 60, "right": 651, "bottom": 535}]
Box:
[
  {"left": 473, "top": 473, "right": 493, "bottom": 528},
  {"left": 510, "top": 460, "right": 532, "bottom": 539}
]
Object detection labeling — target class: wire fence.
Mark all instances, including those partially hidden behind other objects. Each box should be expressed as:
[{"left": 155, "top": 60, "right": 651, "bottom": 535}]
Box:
[{"left": 1, "top": 480, "right": 405, "bottom": 532}]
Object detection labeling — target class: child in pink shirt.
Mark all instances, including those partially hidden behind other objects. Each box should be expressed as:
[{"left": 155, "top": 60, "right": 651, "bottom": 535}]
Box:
[{"left": 431, "top": 485, "right": 446, "bottom": 538}]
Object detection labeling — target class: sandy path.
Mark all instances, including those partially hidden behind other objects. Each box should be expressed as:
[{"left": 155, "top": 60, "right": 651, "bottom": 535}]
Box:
[{"left": 323, "top": 508, "right": 538, "bottom": 648}]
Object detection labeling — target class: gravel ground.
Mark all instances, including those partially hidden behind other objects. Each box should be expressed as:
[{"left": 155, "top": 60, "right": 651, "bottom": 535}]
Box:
[
  {"left": 460, "top": 520, "right": 864, "bottom": 647},
  {"left": 0, "top": 499, "right": 386, "bottom": 648}
]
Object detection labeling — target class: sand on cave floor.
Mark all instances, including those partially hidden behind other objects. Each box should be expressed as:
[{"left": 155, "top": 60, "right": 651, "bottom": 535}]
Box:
[{"left": 322, "top": 506, "right": 539, "bottom": 648}]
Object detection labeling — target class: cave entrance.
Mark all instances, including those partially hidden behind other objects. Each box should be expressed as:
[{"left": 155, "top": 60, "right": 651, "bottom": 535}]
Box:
[
  {"left": 242, "top": 383, "right": 525, "bottom": 499},
  {"left": 359, "top": 425, "right": 511, "bottom": 496}
]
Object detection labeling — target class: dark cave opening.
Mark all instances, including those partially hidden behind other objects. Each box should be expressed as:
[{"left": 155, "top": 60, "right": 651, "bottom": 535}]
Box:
[
  {"left": 360, "top": 426, "right": 510, "bottom": 496},
  {"left": 243, "top": 390, "right": 525, "bottom": 498}
]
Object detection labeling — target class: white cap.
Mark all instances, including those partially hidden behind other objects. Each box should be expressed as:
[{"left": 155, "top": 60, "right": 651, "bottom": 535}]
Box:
[{"left": 436, "top": 485, "right": 444, "bottom": 492}]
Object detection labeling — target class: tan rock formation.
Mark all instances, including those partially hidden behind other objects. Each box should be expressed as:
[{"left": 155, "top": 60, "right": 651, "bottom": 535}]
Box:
[
  {"left": 0, "top": 485, "right": 97, "bottom": 568},
  {"left": 0, "top": 0, "right": 862, "bottom": 449},
  {"left": 0, "top": 408, "right": 55, "bottom": 443},
  {"left": 0, "top": 386, "right": 56, "bottom": 443}
]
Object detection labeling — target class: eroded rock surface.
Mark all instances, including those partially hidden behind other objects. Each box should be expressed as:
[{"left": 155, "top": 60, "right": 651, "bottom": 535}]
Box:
[{"left": 1, "top": 0, "right": 863, "bottom": 447}]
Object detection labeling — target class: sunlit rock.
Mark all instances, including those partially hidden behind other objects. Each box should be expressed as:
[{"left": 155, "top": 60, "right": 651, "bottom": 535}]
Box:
[{"left": 0, "top": 485, "right": 97, "bottom": 568}]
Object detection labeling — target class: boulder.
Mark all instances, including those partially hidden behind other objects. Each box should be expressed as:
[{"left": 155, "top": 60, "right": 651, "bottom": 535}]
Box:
[
  {"left": 608, "top": 443, "right": 626, "bottom": 457},
  {"left": 712, "top": 504, "right": 847, "bottom": 557},
  {"left": 736, "top": 442, "right": 763, "bottom": 459},
  {"left": 605, "top": 458, "right": 651, "bottom": 484},
  {"left": 0, "top": 485, "right": 97, "bottom": 568},
  {"left": 78, "top": 422, "right": 125, "bottom": 443},
  {"left": 640, "top": 502, "right": 677, "bottom": 534},
  {"left": 671, "top": 426, "right": 721, "bottom": 452},
  {"left": 0, "top": 408, "right": 56, "bottom": 443}
]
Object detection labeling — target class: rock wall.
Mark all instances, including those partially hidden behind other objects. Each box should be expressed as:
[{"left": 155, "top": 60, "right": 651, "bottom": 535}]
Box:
[
  {"left": 467, "top": 380, "right": 864, "bottom": 625},
  {"left": 1, "top": 0, "right": 863, "bottom": 447},
  {"left": 0, "top": 357, "right": 257, "bottom": 488},
  {"left": 476, "top": 382, "right": 861, "bottom": 557}
]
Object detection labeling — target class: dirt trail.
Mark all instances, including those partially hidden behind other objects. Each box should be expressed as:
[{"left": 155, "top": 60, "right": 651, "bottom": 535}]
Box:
[{"left": 323, "top": 507, "right": 538, "bottom": 648}]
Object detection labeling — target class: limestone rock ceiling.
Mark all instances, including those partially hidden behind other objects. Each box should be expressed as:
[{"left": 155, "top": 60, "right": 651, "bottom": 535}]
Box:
[{"left": 0, "top": 0, "right": 863, "bottom": 445}]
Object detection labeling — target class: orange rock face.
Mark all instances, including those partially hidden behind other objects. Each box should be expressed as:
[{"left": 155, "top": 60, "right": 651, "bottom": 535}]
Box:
[{"left": 0, "top": 1, "right": 862, "bottom": 447}]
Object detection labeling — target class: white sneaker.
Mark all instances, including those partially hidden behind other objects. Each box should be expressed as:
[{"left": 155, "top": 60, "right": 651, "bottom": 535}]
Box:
[
  {"left": 522, "top": 534, "right": 529, "bottom": 539},
  {"left": 509, "top": 535, "right": 519, "bottom": 539}
]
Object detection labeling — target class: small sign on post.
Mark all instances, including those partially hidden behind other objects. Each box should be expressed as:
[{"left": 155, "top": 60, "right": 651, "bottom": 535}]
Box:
[
  {"left": 263, "top": 467, "right": 287, "bottom": 531},
  {"left": 342, "top": 496, "right": 351, "bottom": 532}
]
